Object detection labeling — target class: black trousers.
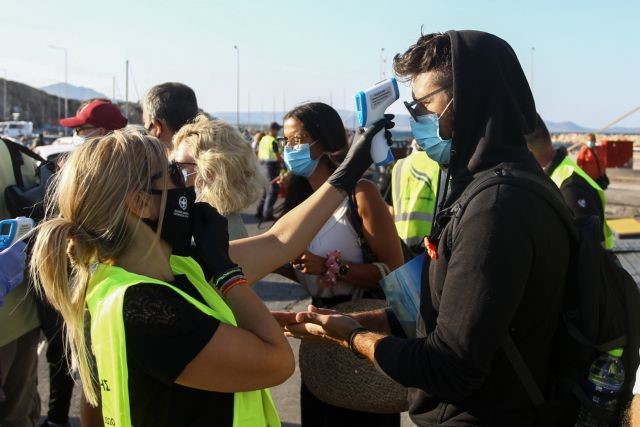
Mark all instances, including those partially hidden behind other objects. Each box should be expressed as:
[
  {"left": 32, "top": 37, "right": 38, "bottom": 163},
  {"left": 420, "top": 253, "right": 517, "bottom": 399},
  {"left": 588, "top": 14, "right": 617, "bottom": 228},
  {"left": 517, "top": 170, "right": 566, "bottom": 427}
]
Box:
[
  {"left": 36, "top": 297, "right": 74, "bottom": 425},
  {"left": 256, "top": 161, "right": 280, "bottom": 219}
]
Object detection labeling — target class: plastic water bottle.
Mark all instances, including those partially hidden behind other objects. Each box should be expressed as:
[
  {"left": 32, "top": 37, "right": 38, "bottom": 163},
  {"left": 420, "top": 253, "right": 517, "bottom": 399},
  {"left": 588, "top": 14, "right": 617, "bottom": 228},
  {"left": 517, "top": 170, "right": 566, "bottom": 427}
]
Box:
[{"left": 575, "top": 348, "right": 625, "bottom": 426}]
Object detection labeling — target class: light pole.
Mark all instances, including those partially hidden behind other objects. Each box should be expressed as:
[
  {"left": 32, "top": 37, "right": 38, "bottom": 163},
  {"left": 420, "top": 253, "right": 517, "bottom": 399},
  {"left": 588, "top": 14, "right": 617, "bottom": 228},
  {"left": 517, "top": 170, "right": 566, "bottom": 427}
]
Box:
[
  {"left": 49, "top": 45, "right": 68, "bottom": 119},
  {"left": 530, "top": 47, "right": 535, "bottom": 91},
  {"left": 0, "top": 68, "right": 6, "bottom": 120},
  {"left": 234, "top": 45, "right": 240, "bottom": 128}
]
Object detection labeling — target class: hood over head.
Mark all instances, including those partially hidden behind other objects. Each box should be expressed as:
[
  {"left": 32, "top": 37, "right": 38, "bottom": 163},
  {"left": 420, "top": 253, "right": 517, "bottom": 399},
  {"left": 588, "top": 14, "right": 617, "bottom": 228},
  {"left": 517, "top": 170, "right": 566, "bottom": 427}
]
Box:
[{"left": 447, "top": 30, "right": 536, "bottom": 182}]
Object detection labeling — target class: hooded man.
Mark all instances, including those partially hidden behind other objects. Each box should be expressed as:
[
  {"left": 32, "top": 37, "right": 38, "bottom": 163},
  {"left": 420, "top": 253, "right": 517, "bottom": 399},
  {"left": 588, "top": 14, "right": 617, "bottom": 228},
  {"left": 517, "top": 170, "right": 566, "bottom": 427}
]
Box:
[{"left": 277, "top": 30, "right": 572, "bottom": 426}]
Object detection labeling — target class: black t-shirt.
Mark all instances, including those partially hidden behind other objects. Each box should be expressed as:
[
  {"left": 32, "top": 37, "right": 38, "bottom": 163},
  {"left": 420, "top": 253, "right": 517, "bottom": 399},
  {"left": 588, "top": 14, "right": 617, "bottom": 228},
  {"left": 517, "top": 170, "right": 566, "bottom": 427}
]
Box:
[{"left": 123, "top": 275, "right": 233, "bottom": 427}]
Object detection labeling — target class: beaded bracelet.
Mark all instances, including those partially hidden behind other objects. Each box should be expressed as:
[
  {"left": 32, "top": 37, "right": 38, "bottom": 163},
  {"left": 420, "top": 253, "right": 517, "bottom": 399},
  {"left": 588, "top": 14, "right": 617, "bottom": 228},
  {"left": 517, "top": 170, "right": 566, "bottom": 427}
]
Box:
[
  {"left": 347, "top": 327, "right": 369, "bottom": 359},
  {"left": 221, "top": 277, "right": 248, "bottom": 297},
  {"left": 214, "top": 266, "right": 242, "bottom": 289}
]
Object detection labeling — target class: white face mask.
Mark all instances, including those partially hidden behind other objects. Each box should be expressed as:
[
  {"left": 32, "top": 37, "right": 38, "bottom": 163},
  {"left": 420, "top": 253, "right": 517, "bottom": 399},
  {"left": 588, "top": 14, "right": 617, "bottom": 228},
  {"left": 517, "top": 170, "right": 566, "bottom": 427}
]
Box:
[{"left": 72, "top": 129, "right": 101, "bottom": 145}]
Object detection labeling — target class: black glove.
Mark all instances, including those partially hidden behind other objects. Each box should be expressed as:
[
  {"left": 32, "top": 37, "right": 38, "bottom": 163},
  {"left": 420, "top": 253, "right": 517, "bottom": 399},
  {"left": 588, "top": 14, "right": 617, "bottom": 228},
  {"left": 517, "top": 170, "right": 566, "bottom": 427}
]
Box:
[
  {"left": 328, "top": 115, "right": 395, "bottom": 194},
  {"left": 191, "top": 202, "right": 241, "bottom": 286}
]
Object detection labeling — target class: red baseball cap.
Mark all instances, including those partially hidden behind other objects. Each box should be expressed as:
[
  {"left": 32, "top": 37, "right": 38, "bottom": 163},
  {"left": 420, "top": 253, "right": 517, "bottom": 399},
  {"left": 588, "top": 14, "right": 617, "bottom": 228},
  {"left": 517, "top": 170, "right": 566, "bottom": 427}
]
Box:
[{"left": 59, "top": 100, "right": 128, "bottom": 130}]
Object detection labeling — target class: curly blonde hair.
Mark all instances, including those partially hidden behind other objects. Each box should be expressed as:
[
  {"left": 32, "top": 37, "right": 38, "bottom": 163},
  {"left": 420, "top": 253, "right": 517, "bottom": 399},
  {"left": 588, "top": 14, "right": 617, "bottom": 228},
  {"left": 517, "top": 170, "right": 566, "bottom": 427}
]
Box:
[{"left": 173, "top": 116, "right": 267, "bottom": 215}]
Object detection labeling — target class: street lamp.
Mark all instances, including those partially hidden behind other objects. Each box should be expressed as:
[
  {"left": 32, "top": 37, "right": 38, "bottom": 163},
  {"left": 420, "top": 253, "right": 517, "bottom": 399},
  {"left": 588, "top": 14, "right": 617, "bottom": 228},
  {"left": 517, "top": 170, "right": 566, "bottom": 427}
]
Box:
[
  {"left": 234, "top": 45, "right": 240, "bottom": 128},
  {"left": 530, "top": 47, "right": 535, "bottom": 91},
  {"left": 49, "top": 45, "right": 68, "bottom": 119},
  {"left": 380, "top": 48, "right": 386, "bottom": 80},
  {"left": 0, "top": 68, "right": 6, "bottom": 121}
]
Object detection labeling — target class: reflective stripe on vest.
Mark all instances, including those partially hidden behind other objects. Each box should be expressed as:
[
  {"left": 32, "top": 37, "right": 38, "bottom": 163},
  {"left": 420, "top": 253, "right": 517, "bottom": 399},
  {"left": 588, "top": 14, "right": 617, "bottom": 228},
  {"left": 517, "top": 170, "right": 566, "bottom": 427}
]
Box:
[
  {"left": 550, "top": 156, "right": 614, "bottom": 249},
  {"left": 258, "top": 135, "right": 278, "bottom": 161},
  {"left": 391, "top": 152, "right": 439, "bottom": 247},
  {"left": 86, "top": 256, "right": 280, "bottom": 427}
]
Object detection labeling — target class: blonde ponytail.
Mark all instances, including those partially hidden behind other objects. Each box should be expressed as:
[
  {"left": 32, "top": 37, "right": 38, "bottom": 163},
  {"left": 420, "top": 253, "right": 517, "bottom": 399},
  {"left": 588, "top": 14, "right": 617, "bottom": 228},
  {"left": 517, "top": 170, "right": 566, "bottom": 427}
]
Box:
[{"left": 30, "top": 130, "right": 167, "bottom": 405}]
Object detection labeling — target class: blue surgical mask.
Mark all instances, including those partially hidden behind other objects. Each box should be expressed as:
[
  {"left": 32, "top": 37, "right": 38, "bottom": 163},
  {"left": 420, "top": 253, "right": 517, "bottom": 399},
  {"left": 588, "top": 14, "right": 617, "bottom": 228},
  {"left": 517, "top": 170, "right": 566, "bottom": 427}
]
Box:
[
  {"left": 409, "top": 98, "right": 454, "bottom": 166},
  {"left": 284, "top": 142, "right": 320, "bottom": 177}
]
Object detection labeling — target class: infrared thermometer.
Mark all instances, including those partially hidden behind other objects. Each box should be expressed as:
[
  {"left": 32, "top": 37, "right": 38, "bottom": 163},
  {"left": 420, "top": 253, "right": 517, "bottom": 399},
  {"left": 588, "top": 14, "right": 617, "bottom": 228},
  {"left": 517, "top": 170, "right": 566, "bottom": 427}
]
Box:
[
  {"left": 355, "top": 77, "right": 399, "bottom": 166},
  {"left": 0, "top": 217, "right": 34, "bottom": 250}
]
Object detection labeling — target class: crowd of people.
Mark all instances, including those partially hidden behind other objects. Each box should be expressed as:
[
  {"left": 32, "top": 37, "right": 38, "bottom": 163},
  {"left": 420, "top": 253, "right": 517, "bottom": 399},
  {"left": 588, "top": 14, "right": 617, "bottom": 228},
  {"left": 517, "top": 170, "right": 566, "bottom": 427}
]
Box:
[{"left": 0, "top": 29, "right": 638, "bottom": 427}]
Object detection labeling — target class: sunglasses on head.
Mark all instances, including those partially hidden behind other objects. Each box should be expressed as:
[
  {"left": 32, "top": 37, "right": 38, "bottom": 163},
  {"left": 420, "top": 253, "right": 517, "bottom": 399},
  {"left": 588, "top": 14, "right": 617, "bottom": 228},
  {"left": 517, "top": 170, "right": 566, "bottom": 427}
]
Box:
[{"left": 145, "top": 162, "right": 186, "bottom": 194}]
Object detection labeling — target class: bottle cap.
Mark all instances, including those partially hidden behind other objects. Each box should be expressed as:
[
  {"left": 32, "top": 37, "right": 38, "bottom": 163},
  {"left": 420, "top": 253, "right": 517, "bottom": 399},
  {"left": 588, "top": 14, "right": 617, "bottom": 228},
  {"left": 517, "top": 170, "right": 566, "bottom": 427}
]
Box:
[{"left": 608, "top": 348, "right": 623, "bottom": 357}]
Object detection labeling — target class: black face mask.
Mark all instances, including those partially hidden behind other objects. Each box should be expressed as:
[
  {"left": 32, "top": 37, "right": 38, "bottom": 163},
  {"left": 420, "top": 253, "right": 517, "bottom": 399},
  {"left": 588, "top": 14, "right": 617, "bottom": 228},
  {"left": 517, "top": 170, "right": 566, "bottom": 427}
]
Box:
[{"left": 142, "top": 186, "right": 196, "bottom": 256}]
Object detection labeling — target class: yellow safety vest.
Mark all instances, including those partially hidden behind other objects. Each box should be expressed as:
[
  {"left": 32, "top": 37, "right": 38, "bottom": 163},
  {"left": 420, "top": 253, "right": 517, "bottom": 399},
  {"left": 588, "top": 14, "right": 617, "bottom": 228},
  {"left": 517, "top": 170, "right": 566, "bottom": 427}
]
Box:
[
  {"left": 550, "top": 155, "right": 614, "bottom": 249},
  {"left": 257, "top": 135, "right": 278, "bottom": 162},
  {"left": 86, "top": 255, "right": 280, "bottom": 427},
  {"left": 391, "top": 151, "right": 440, "bottom": 247}
]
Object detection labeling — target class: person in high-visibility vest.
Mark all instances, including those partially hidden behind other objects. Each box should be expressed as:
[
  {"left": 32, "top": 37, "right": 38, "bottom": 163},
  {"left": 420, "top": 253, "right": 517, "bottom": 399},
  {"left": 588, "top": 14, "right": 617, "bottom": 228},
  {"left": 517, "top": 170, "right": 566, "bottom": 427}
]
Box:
[
  {"left": 526, "top": 114, "right": 614, "bottom": 248},
  {"left": 390, "top": 148, "right": 439, "bottom": 257},
  {"left": 256, "top": 121, "right": 284, "bottom": 221},
  {"left": 30, "top": 120, "right": 391, "bottom": 426}
]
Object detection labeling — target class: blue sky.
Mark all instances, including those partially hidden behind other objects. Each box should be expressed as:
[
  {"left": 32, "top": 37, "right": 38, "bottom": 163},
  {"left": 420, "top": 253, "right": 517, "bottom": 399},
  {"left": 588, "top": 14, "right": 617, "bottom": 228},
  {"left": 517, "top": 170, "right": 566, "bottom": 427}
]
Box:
[{"left": 1, "top": 0, "right": 639, "bottom": 127}]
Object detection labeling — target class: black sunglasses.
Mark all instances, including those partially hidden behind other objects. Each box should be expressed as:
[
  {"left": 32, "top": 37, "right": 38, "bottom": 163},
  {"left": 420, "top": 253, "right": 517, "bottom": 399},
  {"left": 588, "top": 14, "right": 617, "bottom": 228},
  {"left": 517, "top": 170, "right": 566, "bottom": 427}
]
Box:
[
  {"left": 404, "top": 84, "right": 452, "bottom": 120},
  {"left": 146, "top": 162, "right": 186, "bottom": 194}
]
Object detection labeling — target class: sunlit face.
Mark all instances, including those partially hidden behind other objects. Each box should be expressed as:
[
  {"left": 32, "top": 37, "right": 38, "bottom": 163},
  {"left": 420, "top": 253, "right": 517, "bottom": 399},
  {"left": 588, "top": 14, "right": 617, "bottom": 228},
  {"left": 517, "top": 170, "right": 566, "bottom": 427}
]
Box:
[
  {"left": 411, "top": 71, "right": 454, "bottom": 139},
  {"left": 283, "top": 117, "right": 323, "bottom": 159},
  {"left": 172, "top": 143, "right": 198, "bottom": 187}
]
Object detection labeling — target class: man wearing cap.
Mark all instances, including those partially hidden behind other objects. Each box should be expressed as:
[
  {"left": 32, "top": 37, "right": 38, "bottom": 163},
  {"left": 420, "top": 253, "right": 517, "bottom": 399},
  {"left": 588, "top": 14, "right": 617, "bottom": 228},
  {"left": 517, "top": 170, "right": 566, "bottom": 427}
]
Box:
[
  {"left": 256, "top": 122, "right": 284, "bottom": 221},
  {"left": 59, "top": 98, "right": 128, "bottom": 138}
]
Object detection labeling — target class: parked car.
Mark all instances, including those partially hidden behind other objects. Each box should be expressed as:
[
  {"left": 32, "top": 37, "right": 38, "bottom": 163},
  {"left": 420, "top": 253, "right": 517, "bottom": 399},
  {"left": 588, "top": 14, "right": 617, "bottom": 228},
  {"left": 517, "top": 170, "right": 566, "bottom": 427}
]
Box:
[
  {"left": 0, "top": 121, "right": 33, "bottom": 139},
  {"left": 33, "top": 136, "right": 79, "bottom": 163},
  {"left": 33, "top": 124, "right": 147, "bottom": 163}
]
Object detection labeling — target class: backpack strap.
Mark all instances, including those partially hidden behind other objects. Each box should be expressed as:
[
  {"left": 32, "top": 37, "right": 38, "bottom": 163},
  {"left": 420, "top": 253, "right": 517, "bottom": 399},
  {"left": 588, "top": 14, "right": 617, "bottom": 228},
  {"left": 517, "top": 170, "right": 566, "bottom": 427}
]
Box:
[
  {"left": 347, "top": 190, "right": 377, "bottom": 263},
  {"left": 501, "top": 335, "right": 545, "bottom": 406},
  {"left": 447, "top": 167, "right": 578, "bottom": 413},
  {"left": 450, "top": 167, "right": 578, "bottom": 246},
  {"left": 1, "top": 138, "right": 47, "bottom": 188}
]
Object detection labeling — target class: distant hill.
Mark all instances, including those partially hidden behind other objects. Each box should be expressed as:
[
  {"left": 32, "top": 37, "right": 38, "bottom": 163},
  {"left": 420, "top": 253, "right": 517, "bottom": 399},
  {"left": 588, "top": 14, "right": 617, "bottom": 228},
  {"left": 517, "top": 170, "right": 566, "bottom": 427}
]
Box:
[
  {"left": 0, "top": 78, "right": 141, "bottom": 129},
  {"left": 40, "top": 83, "right": 109, "bottom": 102}
]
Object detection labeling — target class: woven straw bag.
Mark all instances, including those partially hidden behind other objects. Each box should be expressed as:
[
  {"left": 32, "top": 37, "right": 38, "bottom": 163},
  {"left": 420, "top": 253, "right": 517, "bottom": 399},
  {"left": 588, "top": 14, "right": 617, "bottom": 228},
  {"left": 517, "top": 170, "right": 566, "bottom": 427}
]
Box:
[{"left": 299, "top": 298, "right": 409, "bottom": 413}]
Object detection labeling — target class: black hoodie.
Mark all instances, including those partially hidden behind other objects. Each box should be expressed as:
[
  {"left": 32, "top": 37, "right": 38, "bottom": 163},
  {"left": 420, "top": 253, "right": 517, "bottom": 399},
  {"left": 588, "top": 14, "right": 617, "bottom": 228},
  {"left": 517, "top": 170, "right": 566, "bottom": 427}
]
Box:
[{"left": 374, "top": 31, "right": 571, "bottom": 425}]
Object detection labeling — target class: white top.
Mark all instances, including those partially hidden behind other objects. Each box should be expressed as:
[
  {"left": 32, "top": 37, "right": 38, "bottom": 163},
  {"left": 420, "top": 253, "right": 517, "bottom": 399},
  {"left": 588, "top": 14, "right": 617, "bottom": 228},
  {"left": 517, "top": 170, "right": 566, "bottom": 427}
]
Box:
[{"left": 294, "top": 198, "right": 363, "bottom": 298}]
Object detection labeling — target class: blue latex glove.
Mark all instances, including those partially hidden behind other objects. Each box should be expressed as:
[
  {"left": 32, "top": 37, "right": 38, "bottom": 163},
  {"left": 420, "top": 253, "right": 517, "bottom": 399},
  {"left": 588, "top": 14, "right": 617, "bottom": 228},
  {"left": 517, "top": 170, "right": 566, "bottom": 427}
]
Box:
[{"left": 0, "top": 241, "right": 27, "bottom": 307}]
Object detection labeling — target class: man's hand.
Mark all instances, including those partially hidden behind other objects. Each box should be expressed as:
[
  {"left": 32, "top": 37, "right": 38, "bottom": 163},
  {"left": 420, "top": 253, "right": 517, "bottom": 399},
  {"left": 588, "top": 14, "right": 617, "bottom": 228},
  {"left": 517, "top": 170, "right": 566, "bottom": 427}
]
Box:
[{"left": 283, "top": 305, "right": 362, "bottom": 347}]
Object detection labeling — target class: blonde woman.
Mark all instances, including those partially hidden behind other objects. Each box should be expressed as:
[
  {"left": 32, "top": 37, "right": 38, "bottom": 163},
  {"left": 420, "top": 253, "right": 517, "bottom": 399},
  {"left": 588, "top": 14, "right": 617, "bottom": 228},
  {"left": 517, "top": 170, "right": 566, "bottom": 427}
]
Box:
[
  {"left": 172, "top": 116, "right": 266, "bottom": 240},
  {"left": 32, "top": 120, "right": 390, "bottom": 426}
]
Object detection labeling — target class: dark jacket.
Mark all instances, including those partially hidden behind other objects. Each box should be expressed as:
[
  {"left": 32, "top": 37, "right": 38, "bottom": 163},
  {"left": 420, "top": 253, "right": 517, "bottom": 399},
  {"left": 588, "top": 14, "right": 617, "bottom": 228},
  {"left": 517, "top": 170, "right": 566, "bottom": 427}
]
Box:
[
  {"left": 375, "top": 30, "right": 572, "bottom": 426},
  {"left": 547, "top": 147, "right": 605, "bottom": 242}
]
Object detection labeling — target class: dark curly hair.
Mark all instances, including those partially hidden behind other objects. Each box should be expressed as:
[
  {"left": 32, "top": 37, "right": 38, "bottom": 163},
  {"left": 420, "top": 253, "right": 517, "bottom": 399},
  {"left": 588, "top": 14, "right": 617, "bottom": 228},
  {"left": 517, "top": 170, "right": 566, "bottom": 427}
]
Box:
[{"left": 393, "top": 32, "right": 453, "bottom": 90}]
